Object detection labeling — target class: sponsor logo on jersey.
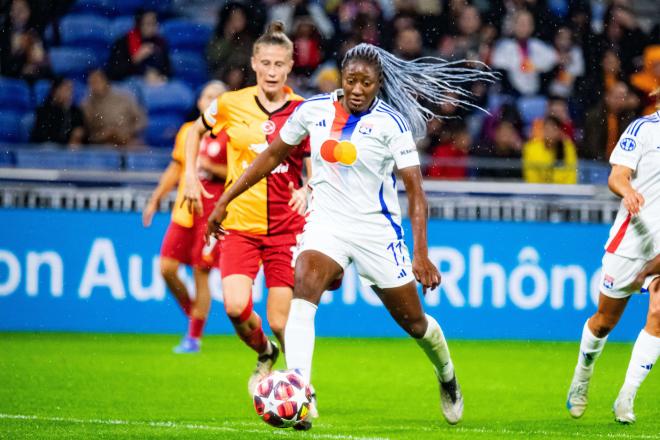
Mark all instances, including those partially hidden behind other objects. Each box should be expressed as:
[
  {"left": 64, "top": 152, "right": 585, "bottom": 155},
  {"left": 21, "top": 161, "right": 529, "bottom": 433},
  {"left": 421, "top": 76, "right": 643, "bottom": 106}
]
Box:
[
  {"left": 358, "top": 123, "right": 373, "bottom": 135},
  {"left": 620, "top": 137, "right": 636, "bottom": 151},
  {"left": 249, "top": 142, "right": 268, "bottom": 154},
  {"left": 603, "top": 274, "right": 614, "bottom": 289},
  {"left": 261, "top": 120, "right": 276, "bottom": 135},
  {"left": 320, "top": 139, "right": 357, "bottom": 166},
  {"left": 399, "top": 148, "right": 417, "bottom": 156},
  {"left": 271, "top": 163, "right": 290, "bottom": 174}
]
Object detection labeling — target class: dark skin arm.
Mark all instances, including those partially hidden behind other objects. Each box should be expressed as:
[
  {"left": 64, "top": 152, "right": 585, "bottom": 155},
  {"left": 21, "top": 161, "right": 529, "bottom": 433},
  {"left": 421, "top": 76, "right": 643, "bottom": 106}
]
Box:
[
  {"left": 632, "top": 254, "right": 660, "bottom": 291},
  {"left": 399, "top": 166, "right": 441, "bottom": 293},
  {"left": 206, "top": 134, "right": 296, "bottom": 239}
]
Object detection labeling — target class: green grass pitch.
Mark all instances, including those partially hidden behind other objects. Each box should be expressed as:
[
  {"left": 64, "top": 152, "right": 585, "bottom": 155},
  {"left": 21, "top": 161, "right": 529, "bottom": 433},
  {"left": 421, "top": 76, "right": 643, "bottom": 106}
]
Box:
[{"left": 1, "top": 333, "right": 658, "bottom": 439}]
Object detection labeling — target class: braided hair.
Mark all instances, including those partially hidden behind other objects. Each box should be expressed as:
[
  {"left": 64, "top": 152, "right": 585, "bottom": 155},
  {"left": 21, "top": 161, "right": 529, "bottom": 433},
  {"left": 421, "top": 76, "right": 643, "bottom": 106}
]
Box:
[{"left": 341, "top": 43, "right": 497, "bottom": 139}]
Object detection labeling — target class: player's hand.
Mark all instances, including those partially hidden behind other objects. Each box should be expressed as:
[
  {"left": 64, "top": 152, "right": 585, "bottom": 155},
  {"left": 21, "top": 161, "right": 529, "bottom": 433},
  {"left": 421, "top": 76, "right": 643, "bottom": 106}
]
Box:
[
  {"left": 182, "top": 173, "right": 212, "bottom": 216},
  {"left": 142, "top": 199, "right": 158, "bottom": 227},
  {"left": 631, "top": 255, "right": 660, "bottom": 291},
  {"left": 412, "top": 255, "right": 441, "bottom": 294},
  {"left": 288, "top": 182, "right": 308, "bottom": 215},
  {"left": 622, "top": 190, "right": 644, "bottom": 216},
  {"left": 206, "top": 201, "right": 229, "bottom": 243}
]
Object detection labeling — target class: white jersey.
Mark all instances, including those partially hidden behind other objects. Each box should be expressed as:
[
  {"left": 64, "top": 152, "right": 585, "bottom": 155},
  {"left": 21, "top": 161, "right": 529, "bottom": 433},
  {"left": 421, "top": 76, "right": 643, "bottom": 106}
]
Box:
[
  {"left": 279, "top": 90, "right": 420, "bottom": 241},
  {"left": 605, "top": 110, "right": 660, "bottom": 260}
]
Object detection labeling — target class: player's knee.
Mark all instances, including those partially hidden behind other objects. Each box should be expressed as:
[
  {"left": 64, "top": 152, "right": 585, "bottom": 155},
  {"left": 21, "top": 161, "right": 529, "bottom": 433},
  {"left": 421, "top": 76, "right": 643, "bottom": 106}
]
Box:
[
  {"left": 293, "top": 271, "right": 325, "bottom": 301},
  {"left": 590, "top": 313, "right": 615, "bottom": 338},
  {"left": 269, "top": 317, "right": 286, "bottom": 336},
  {"left": 403, "top": 316, "right": 428, "bottom": 339},
  {"left": 648, "top": 301, "right": 660, "bottom": 325},
  {"left": 159, "top": 259, "right": 178, "bottom": 279}
]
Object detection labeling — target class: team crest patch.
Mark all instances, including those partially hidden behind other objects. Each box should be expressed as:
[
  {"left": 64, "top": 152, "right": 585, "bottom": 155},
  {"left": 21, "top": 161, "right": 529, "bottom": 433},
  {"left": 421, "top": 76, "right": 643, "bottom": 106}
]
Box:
[
  {"left": 358, "top": 123, "right": 373, "bottom": 135},
  {"left": 603, "top": 274, "right": 615, "bottom": 289},
  {"left": 261, "top": 120, "right": 276, "bottom": 135},
  {"left": 620, "top": 137, "right": 636, "bottom": 151}
]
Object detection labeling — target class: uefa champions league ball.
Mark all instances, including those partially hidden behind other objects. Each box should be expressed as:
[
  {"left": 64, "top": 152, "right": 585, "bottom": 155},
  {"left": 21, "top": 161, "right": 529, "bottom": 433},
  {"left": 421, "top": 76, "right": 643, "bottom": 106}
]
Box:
[{"left": 253, "top": 369, "right": 312, "bottom": 428}]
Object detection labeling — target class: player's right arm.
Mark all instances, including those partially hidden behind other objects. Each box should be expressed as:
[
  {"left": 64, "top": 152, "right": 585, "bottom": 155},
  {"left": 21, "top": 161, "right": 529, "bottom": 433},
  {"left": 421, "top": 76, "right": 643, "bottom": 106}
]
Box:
[
  {"left": 182, "top": 118, "right": 211, "bottom": 216},
  {"left": 608, "top": 119, "right": 649, "bottom": 216},
  {"left": 608, "top": 165, "right": 644, "bottom": 215},
  {"left": 142, "top": 161, "right": 182, "bottom": 227},
  {"left": 632, "top": 254, "right": 660, "bottom": 291}
]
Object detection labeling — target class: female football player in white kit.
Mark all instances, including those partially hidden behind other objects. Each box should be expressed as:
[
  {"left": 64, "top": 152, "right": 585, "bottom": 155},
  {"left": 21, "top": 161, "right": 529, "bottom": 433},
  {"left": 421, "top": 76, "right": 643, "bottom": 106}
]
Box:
[
  {"left": 205, "top": 43, "right": 494, "bottom": 429},
  {"left": 567, "top": 88, "right": 660, "bottom": 424}
]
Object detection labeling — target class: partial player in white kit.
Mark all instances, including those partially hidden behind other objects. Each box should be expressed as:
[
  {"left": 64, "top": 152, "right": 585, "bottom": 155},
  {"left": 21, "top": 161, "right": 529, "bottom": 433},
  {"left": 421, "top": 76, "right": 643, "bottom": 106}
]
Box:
[
  {"left": 206, "top": 43, "right": 494, "bottom": 430},
  {"left": 567, "top": 90, "right": 660, "bottom": 424}
]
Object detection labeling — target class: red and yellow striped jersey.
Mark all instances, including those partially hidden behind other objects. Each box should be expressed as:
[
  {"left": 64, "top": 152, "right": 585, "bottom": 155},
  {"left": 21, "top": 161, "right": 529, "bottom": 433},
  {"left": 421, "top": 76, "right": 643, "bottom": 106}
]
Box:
[{"left": 202, "top": 86, "right": 309, "bottom": 235}]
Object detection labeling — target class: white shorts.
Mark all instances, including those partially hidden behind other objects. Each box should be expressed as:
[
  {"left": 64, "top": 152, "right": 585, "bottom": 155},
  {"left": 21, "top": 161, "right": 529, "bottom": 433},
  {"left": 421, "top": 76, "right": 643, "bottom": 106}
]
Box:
[
  {"left": 296, "top": 221, "right": 415, "bottom": 289},
  {"left": 600, "top": 252, "right": 659, "bottom": 299}
]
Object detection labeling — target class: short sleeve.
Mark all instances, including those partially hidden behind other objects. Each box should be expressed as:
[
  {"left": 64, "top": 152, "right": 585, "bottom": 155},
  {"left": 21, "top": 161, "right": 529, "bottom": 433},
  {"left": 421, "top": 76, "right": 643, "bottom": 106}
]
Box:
[
  {"left": 279, "top": 103, "right": 309, "bottom": 146},
  {"left": 171, "top": 123, "right": 190, "bottom": 164},
  {"left": 390, "top": 130, "right": 420, "bottom": 169},
  {"left": 610, "top": 120, "right": 648, "bottom": 171},
  {"left": 202, "top": 95, "right": 228, "bottom": 137}
]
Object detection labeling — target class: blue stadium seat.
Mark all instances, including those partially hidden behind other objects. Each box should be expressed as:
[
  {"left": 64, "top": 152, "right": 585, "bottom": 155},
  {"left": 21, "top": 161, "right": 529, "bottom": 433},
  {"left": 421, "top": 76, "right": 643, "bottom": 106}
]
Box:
[
  {"left": 0, "top": 149, "right": 13, "bottom": 166},
  {"left": 113, "top": 77, "right": 144, "bottom": 105},
  {"left": 517, "top": 96, "right": 548, "bottom": 126},
  {"left": 0, "top": 78, "right": 32, "bottom": 113},
  {"left": 125, "top": 150, "right": 171, "bottom": 171},
  {"left": 110, "top": 16, "right": 135, "bottom": 40},
  {"left": 161, "top": 19, "right": 213, "bottom": 51},
  {"left": 106, "top": 0, "right": 144, "bottom": 17},
  {"left": 0, "top": 112, "right": 23, "bottom": 143},
  {"left": 50, "top": 47, "right": 101, "bottom": 80},
  {"left": 142, "top": 81, "right": 193, "bottom": 116},
  {"left": 59, "top": 14, "right": 111, "bottom": 50},
  {"left": 19, "top": 113, "right": 34, "bottom": 143},
  {"left": 170, "top": 51, "right": 208, "bottom": 88},
  {"left": 34, "top": 80, "right": 89, "bottom": 106},
  {"left": 15, "top": 149, "right": 122, "bottom": 170},
  {"left": 145, "top": 114, "right": 185, "bottom": 148}
]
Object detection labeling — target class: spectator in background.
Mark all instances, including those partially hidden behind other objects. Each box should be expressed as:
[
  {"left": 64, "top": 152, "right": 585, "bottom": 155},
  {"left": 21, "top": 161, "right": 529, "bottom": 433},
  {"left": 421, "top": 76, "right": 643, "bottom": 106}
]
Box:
[
  {"left": 582, "top": 81, "right": 638, "bottom": 161},
  {"left": 312, "top": 65, "right": 340, "bottom": 94},
  {"left": 81, "top": 69, "right": 147, "bottom": 147},
  {"left": 31, "top": 77, "right": 84, "bottom": 146},
  {"left": 545, "top": 26, "right": 584, "bottom": 99},
  {"left": 107, "top": 9, "right": 171, "bottom": 82},
  {"left": 206, "top": 2, "right": 254, "bottom": 82},
  {"left": 531, "top": 96, "right": 575, "bottom": 141},
  {"left": 491, "top": 9, "right": 557, "bottom": 96},
  {"left": 577, "top": 49, "right": 627, "bottom": 110},
  {"left": 630, "top": 45, "right": 660, "bottom": 115},
  {"left": 596, "top": 4, "right": 649, "bottom": 76},
  {"left": 393, "top": 27, "right": 425, "bottom": 60},
  {"left": 437, "top": 5, "right": 495, "bottom": 63},
  {"left": 474, "top": 119, "right": 523, "bottom": 179},
  {"left": 7, "top": 0, "right": 51, "bottom": 81},
  {"left": 291, "top": 16, "right": 323, "bottom": 76},
  {"left": 522, "top": 115, "right": 577, "bottom": 184},
  {"left": 426, "top": 120, "right": 471, "bottom": 180}
]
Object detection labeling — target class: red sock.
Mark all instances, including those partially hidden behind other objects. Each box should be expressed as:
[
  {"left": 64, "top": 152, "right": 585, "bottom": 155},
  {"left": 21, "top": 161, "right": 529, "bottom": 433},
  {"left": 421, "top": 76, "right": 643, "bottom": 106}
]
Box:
[
  {"left": 233, "top": 313, "right": 268, "bottom": 354},
  {"left": 188, "top": 317, "right": 206, "bottom": 339}
]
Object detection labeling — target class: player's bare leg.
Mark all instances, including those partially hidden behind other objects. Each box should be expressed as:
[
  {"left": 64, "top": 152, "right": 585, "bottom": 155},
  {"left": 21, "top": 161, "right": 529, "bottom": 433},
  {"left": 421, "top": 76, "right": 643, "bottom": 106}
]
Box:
[
  {"left": 374, "top": 282, "right": 462, "bottom": 425},
  {"left": 567, "top": 293, "right": 629, "bottom": 418},
  {"left": 223, "top": 275, "right": 279, "bottom": 395},
  {"left": 174, "top": 269, "right": 212, "bottom": 353},
  {"left": 266, "top": 286, "right": 292, "bottom": 351},
  {"left": 160, "top": 257, "right": 192, "bottom": 316},
  {"left": 286, "top": 250, "right": 344, "bottom": 430},
  {"left": 614, "top": 278, "right": 660, "bottom": 424}
]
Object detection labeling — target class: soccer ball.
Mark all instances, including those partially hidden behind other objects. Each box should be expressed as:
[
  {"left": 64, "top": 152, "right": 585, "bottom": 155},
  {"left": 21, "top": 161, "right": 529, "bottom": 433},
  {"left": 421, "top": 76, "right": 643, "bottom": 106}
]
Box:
[{"left": 253, "top": 369, "right": 312, "bottom": 428}]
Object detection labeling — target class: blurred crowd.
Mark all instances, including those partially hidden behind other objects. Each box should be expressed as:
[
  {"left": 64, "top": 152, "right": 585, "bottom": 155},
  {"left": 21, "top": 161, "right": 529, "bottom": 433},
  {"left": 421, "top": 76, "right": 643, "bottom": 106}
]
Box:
[{"left": 0, "top": 0, "right": 659, "bottom": 182}]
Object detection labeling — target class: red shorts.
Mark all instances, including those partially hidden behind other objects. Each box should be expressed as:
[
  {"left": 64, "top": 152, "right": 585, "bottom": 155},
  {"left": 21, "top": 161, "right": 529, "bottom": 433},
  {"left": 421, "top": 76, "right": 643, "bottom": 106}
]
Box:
[
  {"left": 220, "top": 230, "right": 298, "bottom": 288},
  {"left": 160, "top": 182, "right": 222, "bottom": 270}
]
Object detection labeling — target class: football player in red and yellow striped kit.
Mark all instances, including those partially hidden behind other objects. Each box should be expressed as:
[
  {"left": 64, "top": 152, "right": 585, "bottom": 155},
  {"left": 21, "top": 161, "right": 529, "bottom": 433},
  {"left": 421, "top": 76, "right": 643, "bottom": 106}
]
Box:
[{"left": 182, "top": 22, "right": 311, "bottom": 392}]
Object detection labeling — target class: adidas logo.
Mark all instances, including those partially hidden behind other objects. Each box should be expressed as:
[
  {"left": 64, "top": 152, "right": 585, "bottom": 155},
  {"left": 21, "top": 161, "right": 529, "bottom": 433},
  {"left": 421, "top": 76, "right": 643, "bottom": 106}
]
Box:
[
  {"left": 642, "top": 363, "right": 653, "bottom": 371},
  {"left": 315, "top": 120, "right": 327, "bottom": 127},
  {"left": 397, "top": 269, "right": 407, "bottom": 279}
]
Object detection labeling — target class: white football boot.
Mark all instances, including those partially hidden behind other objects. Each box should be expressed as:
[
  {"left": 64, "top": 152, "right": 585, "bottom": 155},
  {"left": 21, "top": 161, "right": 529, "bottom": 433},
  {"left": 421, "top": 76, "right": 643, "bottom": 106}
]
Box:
[
  {"left": 566, "top": 378, "right": 590, "bottom": 418},
  {"left": 247, "top": 340, "right": 280, "bottom": 396},
  {"left": 439, "top": 375, "right": 463, "bottom": 425},
  {"left": 613, "top": 390, "right": 636, "bottom": 424}
]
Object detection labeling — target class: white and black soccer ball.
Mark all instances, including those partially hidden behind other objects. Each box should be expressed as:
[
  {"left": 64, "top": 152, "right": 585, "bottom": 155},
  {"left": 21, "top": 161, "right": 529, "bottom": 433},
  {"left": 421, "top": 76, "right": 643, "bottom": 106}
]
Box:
[{"left": 253, "top": 369, "right": 312, "bottom": 428}]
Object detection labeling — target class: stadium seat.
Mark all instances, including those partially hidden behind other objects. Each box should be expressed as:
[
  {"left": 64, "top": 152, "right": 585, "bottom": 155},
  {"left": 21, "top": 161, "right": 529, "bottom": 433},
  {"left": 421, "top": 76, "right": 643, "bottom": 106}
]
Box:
[
  {"left": 487, "top": 93, "right": 513, "bottom": 113},
  {"left": 34, "top": 80, "right": 89, "bottom": 106},
  {"left": 517, "top": 95, "right": 548, "bottom": 126},
  {"left": 142, "top": 81, "right": 193, "bottom": 116},
  {"left": 0, "top": 112, "right": 23, "bottom": 143},
  {"left": 125, "top": 150, "right": 171, "bottom": 171},
  {"left": 106, "top": 0, "right": 144, "bottom": 17},
  {"left": 70, "top": 0, "right": 113, "bottom": 16},
  {"left": 113, "top": 77, "right": 144, "bottom": 105},
  {"left": 19, "top": 113, "right": 34, "bottom": 143},
  {"left": 161, "top": 19, "right": 213, "bottom": 51},
  {"left": 110, "top": 15, "right": 135, "bottom": 40},
  {"left": 0, "top": 149, "right": 13, "bottom": 166},
  {"left": 49, "top": 47, "right": 101, "bottom": 80},
  {"left": 170, "top": 51, "right": 208, "bottom": 88},
  {"left": 0, "top": 78, "right": 32, "bottom": 113},
  {"left": 145, "top": 114, "right": 185, "bottom": 148},
  {"left": 59, "top": 14, "right": 111, "bottom": 50},
  {"left": 15, "top": 149, "right": 122, "bottom": 170}
]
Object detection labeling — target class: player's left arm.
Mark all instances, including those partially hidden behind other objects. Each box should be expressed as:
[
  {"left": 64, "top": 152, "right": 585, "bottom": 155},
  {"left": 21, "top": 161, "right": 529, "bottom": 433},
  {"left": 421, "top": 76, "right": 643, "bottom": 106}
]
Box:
[
  {"left": 632, "top": 254, "right": 660, "bottom": 291},
  {"left": 399, "top": 166, "right": 441, "bottom": 293},
  {"left": 207, "top": 135, "right": 297, "bottom": 238},
  {"left": 288, "top": 156, "right": 312, "bottom": 215}
]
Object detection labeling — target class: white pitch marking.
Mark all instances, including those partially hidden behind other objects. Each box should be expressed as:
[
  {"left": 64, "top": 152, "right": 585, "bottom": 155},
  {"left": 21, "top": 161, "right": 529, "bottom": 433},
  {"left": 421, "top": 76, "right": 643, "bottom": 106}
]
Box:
[{"left": 0, "top": 413, "right": 389, "bottom": 440}]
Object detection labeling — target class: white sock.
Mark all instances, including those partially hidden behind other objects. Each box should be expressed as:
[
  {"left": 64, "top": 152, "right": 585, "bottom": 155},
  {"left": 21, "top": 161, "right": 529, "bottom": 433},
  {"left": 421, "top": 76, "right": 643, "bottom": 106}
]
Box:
[
  {"left": 284, "top": 299, "right": 317, "bottom": 384},
  {"left": 620, "top": 330, "right": 660, "bottom": 395},
  {"left": 416, "top": 314, "right": 454, "bottom": 382},
  {"left": 574, "top": 319, "right": 607, "bottom": 381}
]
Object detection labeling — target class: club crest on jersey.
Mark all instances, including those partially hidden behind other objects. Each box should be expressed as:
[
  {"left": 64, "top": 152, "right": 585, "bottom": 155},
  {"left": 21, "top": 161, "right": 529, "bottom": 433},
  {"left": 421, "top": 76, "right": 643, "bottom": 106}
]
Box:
[
  {"left": 603, "top": 274, "right": 614, "bottom": 289},
  {"left": 261, "top": 120, "right": 276, "bottom": 135},
  {"left": 620, "top": 137, "right": 636, "bottom": 151},
  {"left": 358, "top": 123, "right": 373, "bottom": 135},
  {"left": 320, "top": 139, "right": 357, "bottom": 166}
]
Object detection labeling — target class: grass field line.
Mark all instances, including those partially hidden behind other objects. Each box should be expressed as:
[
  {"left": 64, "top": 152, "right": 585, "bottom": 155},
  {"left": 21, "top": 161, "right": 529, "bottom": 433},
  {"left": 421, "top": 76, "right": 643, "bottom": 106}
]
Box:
[{"left": 0, "top": 413, "right": 389, "bottom": 440}]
